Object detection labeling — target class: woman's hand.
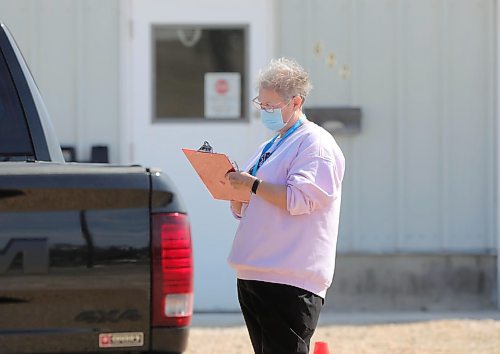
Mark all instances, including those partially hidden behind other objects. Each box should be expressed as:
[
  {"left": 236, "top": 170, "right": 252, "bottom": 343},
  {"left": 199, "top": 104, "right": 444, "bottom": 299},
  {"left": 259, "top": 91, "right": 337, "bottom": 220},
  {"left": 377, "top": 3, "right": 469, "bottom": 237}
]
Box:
[
  {"left": 226, "top": 171, "right": 288, "bottom": 211},
  {"left": 230, "top": 200, "right": 243, "bottom": 216},
  {"left": 225, "top": 171, "right": 256, "bottom": 191},
  {"left": 226, "top": 172, "right": 254, "bottom": 217}
]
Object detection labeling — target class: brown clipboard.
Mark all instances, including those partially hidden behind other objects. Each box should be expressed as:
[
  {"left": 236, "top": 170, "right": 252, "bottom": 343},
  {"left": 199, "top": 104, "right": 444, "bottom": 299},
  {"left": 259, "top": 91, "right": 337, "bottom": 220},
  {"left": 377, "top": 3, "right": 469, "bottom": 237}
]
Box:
[{"left": 182, "top": 148, "right": 250, "bottom": 202}]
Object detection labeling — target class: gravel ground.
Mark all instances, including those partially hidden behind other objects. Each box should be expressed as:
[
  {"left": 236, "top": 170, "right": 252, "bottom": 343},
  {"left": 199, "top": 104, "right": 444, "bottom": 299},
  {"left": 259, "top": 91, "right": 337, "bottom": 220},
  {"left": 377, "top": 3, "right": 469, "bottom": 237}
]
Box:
[{"left": 185, "top": 319, "right": 500, "bottom": 354}]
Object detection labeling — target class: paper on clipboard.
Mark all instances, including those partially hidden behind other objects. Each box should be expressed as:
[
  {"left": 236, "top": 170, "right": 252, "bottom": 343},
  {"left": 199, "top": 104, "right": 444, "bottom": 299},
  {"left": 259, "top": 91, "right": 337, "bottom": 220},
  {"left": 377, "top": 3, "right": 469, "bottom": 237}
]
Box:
[{"left": 182, "top": 148, "right": 250, "bottom": 202}]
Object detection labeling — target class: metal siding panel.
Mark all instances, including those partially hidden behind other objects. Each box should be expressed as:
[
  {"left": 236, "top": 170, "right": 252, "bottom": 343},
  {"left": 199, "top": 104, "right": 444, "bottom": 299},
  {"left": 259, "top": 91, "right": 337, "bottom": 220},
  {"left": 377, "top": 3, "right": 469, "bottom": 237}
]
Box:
[
  {"left": 0, "top": 1, "right": 33, "bottom": 59},
  {"left": 486, "top": 0, "right": 496, "bottom": 252},
  {"left": 0, "top": 0, "right": 121, "bottom": 163},
  {"left": 351, "top": 0, "right": 399, "bottom": 251},
  {"left": 80, "top": 0, "right": 120, "bottom": 163},
  {"left": 32, "top": 0, "right": 78, "bottom": 148},
  {"left": 304, "top": 0, "right": 353, "bottom": 106},
  {"left": 445, "top": 0, "right": 494, "bottom": 251},
  {"left": 401, "top": 0, "right": 442, "bottom": 250},
  {"left": 277, "top": 0, "right": 308, "bottom": 65},
  {"left": 336, "top": 0, "right": 361, "bottom": 252}
]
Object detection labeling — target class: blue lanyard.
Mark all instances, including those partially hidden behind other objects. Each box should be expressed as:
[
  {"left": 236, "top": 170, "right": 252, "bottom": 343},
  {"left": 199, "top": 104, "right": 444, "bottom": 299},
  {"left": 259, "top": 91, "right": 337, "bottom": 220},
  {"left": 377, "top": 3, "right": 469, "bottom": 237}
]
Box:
[{"left": 251, "top": 118, "right": 303, "bottom": 176}]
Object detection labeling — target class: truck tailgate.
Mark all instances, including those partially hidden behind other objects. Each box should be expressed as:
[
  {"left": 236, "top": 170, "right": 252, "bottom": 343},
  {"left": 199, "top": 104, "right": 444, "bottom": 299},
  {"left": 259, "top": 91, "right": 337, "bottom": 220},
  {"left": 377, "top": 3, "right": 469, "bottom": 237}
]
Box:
[{"left": 0, "top": 163, "right": 152, "bottom": 353}]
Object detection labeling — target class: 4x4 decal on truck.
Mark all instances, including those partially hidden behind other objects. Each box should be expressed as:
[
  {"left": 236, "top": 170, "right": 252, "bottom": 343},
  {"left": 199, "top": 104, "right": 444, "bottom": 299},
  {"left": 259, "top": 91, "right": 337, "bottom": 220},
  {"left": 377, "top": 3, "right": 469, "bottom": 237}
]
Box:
[{"left": 0, "top": 238, "right": 49, "bottom": 274}]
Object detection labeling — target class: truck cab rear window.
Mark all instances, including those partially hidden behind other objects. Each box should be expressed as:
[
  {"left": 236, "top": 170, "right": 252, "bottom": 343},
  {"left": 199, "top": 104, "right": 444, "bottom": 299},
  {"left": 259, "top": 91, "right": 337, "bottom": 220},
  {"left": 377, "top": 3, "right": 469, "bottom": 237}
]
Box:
[{"left": 0, "top": 49, "right": 34, "bottom": 160}]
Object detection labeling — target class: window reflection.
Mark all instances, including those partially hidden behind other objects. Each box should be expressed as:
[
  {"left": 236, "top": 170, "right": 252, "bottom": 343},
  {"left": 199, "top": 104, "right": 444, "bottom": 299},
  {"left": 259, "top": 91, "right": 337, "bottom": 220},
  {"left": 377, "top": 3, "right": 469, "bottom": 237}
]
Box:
[{"left": 154, "top": 26, "right": 246, "bottom": 120}]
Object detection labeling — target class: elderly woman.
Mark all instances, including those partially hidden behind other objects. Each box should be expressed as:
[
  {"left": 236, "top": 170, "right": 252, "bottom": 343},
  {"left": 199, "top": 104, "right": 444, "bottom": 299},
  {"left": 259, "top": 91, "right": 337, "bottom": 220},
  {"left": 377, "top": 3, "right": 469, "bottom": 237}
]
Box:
[{"left": 226, "top": 58, "right": 345, "bottom": 354}]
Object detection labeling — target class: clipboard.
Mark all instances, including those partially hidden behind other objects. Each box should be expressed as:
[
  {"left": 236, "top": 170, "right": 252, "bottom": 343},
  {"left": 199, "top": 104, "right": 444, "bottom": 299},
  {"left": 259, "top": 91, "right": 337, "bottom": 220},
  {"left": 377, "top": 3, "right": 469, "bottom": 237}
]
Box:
[{"left": 182, "top": 148, "right": 250, "bottom": 202}]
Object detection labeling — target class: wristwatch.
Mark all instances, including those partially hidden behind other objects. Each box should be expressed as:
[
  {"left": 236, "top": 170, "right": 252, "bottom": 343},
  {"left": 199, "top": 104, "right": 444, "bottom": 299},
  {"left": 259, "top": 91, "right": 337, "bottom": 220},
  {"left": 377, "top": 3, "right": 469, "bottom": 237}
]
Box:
[{"left": 251, "top": 179, "right": 261, "bottom": 194}]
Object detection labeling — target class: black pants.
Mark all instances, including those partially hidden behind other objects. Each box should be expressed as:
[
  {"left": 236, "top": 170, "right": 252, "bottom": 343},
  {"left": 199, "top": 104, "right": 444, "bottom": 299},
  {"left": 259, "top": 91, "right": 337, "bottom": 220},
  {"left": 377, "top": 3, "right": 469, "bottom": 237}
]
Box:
[{"left": 237, "top": 279, "right": 323, "bottom": 354}]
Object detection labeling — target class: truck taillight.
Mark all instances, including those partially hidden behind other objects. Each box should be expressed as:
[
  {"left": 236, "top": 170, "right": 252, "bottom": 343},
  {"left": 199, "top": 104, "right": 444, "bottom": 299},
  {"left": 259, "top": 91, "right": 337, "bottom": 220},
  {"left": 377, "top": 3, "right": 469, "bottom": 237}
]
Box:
[{"left": 152, "top": 213, "right": 193, "bottom": 327}]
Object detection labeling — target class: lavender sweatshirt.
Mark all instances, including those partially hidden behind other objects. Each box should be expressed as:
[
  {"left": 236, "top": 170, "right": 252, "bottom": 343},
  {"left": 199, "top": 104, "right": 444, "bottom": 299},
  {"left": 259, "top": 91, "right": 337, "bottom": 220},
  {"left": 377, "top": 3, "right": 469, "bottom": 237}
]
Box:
[{"left": 228, "top": 118, "right": 345, "bottom": 298}]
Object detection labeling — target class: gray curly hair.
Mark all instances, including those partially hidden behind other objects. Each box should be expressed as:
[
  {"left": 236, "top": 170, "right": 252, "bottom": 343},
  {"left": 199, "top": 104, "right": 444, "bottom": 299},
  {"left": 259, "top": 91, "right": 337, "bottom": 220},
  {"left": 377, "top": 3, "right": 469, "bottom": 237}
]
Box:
[{"left": 257, "top": 58, "right": 312, "bottom": 101}]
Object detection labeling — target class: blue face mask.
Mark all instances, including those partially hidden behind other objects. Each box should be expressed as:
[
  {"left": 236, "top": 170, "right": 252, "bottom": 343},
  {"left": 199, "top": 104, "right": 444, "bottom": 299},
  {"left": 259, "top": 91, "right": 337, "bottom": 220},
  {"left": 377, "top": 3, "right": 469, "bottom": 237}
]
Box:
[
  {"left": 260, "top": 109, "right": 286, "bottom": 131},
  {"left": 260, "top": 104, "right": 294, "bottom": 131}
]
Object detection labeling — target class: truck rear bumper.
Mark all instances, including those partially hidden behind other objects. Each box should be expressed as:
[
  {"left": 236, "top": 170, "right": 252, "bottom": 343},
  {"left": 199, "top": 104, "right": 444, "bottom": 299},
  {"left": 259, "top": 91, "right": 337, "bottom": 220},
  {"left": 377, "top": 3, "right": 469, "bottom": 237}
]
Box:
[{"left": 151, "top": 327, "right": 189, "bottom": 353}]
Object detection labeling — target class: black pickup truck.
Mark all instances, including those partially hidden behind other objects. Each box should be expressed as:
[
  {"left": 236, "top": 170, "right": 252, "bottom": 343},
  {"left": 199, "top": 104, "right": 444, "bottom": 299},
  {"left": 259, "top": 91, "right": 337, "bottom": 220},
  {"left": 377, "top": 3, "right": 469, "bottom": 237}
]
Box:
[{"left": 0, "top": 23, "right": 193, "bottom": 354}]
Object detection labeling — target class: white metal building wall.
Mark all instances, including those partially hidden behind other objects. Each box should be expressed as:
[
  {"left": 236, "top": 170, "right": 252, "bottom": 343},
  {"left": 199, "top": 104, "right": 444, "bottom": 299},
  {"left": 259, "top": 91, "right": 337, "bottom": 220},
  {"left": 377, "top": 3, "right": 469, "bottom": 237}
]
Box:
[
  {"left": 2, "top": 0, "right": 494, "bottom": 255},
  {"left": 0, "top": 0, "right": 121, "bottom": 163},
  {"left": 278, "top": 0, "right": 496, "bottom": 254}
]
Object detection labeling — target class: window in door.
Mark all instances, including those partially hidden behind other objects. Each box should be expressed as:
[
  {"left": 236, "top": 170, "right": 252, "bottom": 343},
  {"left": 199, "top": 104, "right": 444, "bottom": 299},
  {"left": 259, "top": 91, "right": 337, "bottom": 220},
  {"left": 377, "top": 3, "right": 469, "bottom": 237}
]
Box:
[{"left": 153, "top": 26, "right": 247, "bottom": 121}]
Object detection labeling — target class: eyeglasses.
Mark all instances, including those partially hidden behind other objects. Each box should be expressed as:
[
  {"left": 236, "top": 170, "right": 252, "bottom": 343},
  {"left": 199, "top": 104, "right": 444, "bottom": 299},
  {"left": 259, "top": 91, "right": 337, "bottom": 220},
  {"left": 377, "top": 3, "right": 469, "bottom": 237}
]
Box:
[{"left": 252, "top": 96, "right": 292, "bottom": 113}]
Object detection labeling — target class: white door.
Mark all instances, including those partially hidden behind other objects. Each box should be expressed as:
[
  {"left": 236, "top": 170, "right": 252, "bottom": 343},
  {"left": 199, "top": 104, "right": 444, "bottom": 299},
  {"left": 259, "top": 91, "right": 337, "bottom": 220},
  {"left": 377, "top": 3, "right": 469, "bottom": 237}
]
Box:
[{"left": 123, "top": 0, "right": 275, "bottom": 311}]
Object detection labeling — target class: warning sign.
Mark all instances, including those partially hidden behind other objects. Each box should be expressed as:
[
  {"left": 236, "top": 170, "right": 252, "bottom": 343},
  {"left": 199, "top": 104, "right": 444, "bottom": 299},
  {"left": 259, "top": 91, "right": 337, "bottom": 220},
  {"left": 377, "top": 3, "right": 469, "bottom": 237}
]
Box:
[{"left": 204, "top": 73, "right": 241, "bottom": 119}]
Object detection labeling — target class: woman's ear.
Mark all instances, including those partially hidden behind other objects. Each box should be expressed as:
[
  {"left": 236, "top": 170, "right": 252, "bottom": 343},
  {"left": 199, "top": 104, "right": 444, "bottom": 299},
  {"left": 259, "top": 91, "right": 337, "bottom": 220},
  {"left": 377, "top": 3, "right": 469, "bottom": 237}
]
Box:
[{"left": 293, "top": 95, "right": 304, "bottom": 110}]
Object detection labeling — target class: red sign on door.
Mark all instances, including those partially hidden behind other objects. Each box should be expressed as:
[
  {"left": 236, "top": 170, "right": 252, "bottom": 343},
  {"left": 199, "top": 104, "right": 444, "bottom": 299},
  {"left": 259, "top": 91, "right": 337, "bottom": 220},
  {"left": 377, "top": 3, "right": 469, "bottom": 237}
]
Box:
[
  {"left": 204, "top": 73, "right": 240, "bottom": 118},
  {"left": 215, "top": 79, "right": 229, "bottom": 95}
]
